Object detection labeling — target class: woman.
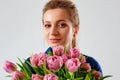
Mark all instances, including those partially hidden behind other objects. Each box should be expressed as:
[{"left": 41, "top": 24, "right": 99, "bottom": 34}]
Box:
[{"left": 26, "top": 0, "right": 103, "bottom": 76}]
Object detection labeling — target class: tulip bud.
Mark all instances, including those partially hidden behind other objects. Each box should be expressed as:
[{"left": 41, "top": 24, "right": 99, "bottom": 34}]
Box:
[
  {"left": 80, "top": 63, "right": 91, "bottom": 72},
  {"left": 12, "top": 71, "right": 24, "bottom": 80},
  {"left": 44, "top": 74, "right": 58, "bottom": 80},
  {"left": 32, "top": 74, "right": 43, "bottom": 80},
  {"left": 3, "top": 61, "right": 17, "bottom": 73},
  {"left": 66, "top": 58, "right": 81, "bottom": 72}
]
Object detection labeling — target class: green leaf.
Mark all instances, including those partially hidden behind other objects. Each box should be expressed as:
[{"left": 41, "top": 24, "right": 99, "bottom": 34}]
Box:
[
  {"left": 61, "top": 68, "right": 66, "bottom": 77},
  {"left": 26, "top": 60, "right": 44, "bottom": 75},
  {"left": 59, "top": 77, "right": 64, "bottom": 80},
  {"left": 85, "top": 73, "right": 91, "bottom": 80},
  {"left": 100, "top": 75, "right": 112, "bottom": 80},
  {"left": 64, "top": 46, "right": 67, "bottom": 53},
  {"left": 65, "top": 70, "right": 71, "bottom": 78},
  {"left": 69, "top": 71, "right": 74, "bottom": 79},
  {"left": 5, "top": 75, "right": 12, "bottom": 77},
  {"left": 16, "top": 63, "right": 23, "bottom": 71},
  {"left": 43, "top": 61, "right": 47, "bottom": 75},
  {"left": 46, "top": 69, "right": 53, "bottom": 74},
  {"left": 93, "top": 76, "right": 96, "bottom": 80},
  {"left": 18, "top": 77, "right": 21, "bottom": 80},
  {"left": 32, "top": 67, "right": 44, "bottom": 75},
  {"left": 74, "top": 77, "right": 84, "bottom": 80},
  {"left": 17, "top": 58, "right": 32, "bottom": 78},
  {"left": 48, "top": 50, "right": 53, "bottom": 56}
]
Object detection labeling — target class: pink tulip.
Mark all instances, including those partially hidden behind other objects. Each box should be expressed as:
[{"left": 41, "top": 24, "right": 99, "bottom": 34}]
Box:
[
  {"left": 32, "top": 74, "right": 43, "bottom": 80},
  {"left": 30, "top": 53, "right": 48, "bottom": 67},
  {"left": 3, "top": 61, "right": 17, "bottom": 73},
  {"left": 44, "top": 74, "right": 58, "bottom": 80},
  {"left": 65, "top": 58, "right": 81, "bottom": 72},
  {"left": 70, "top": 47, "right": 80, "bottom": 58},
  {"left": 38, "top": 53, "right": 48, "bottom": 66},
  {"left": 80, "top": 56, "right": 86, "bottom": 63},
  {"left": 95, "top": 71, "right": 101, "bottom": 80},
  {"left": 30, "top": 54, "right": 39, "bottom": 67},
  {"left": 80, "top": 63, "right": 91, "bottom": 72},
  {"left": 12, "top": 71, "right": 24, "bottom": 80},
  {"left": 62, "top": 54, "right": 68, "bottom": 64},
  {"left": 47, "top": 55, "right": 63, "bottom": 72},
  {"left": 53, "top": 45, "right": 64, "bottom": 56},
  {"left": 92, "top": 70, "right": 101, "bottom": 80}
]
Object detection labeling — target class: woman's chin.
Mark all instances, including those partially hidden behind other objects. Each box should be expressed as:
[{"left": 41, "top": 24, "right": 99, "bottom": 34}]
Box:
[{"left": 50, "top": 43, "right": 63, "bottom": 48}]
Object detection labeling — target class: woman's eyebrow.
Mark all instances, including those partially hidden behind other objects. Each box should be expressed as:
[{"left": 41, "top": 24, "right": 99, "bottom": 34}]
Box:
[
  {"left": 45, "top": 20, "right": 66, "bottom": 23},
  {"left": 56, "top": 20, "right": 66, "bottom": 23},
  {"left": 43, "top": 20, "right": 66, "bottom": 24},
  {"left": 44, "top": 21, "right": 51, "bottom": 24}
]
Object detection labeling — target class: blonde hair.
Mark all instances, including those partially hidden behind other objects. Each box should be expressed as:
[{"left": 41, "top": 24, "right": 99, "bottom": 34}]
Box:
[{"left": 42, "top": 0, "right": 80, "bottom": 47}]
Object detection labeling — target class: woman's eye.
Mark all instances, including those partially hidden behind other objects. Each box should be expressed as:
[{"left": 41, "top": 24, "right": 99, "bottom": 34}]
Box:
[
  {"left": 44, "top": 24, "right": 51, "bottom": 28},
  {"left": 58, "top": 23, "right": 66, "bottom": 28}
]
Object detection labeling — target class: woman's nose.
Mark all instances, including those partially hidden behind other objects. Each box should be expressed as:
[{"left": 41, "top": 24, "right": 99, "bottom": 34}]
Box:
[{"left": 50, "top": 25, "right": 59, "bottom": 36}]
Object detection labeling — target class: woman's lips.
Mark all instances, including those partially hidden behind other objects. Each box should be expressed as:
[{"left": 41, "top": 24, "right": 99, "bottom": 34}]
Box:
[{"left": 50, "top": 39, "right": 61, "bottom": 43}]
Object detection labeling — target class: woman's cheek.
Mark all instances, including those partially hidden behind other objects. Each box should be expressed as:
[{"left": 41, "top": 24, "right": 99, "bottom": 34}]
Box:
[{"left": 43, "top": 32, "right": 49, "bottom": 43}]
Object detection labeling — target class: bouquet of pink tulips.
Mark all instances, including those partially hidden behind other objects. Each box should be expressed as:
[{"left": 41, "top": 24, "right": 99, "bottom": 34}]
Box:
[{"left": 3, "top": 46, "right": 111, "bottom": 80}]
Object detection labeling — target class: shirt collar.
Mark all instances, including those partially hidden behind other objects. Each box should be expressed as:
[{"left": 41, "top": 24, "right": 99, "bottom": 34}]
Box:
[{"left": 45, "top": 47, "right": 53, "bottom": 54}]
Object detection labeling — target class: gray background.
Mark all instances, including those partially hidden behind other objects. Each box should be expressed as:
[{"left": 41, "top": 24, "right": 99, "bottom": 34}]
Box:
[{"left": 0, "top": 0, "right": 120, "bottom": 80}]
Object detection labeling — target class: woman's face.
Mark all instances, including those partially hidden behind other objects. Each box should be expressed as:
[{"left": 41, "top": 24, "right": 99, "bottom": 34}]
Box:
[{"left": 43, "top": 8, "right": 78, "bottom": 49}]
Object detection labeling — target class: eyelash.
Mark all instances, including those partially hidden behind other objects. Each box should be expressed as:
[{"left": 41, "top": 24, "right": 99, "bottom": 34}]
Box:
[
  {"left": 44, "top": 24, "right": 51, "bottom": 28},
  {"left": 44, "top": 23, "right": 67, "bottom": 28},
  {"left": 58, "top": 23, "right": 66, "bottom": 28}
]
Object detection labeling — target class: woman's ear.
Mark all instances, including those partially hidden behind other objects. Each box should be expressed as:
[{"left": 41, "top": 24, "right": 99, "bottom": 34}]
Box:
[{"left": 73, "top": 26, "right": 80, "bottom": 36}]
